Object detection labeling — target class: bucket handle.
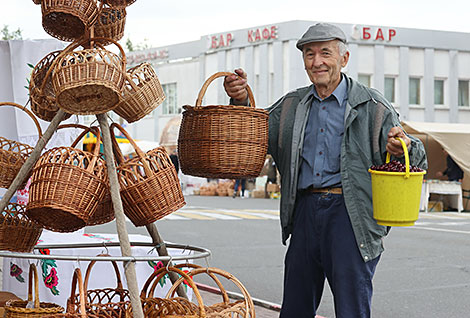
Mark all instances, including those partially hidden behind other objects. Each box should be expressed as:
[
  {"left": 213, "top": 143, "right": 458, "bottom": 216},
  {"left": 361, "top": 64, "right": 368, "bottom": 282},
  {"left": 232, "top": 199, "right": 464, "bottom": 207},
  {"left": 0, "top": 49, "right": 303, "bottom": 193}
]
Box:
[{"left": 385, "top": 137, "right": 410, "bottom": 179}]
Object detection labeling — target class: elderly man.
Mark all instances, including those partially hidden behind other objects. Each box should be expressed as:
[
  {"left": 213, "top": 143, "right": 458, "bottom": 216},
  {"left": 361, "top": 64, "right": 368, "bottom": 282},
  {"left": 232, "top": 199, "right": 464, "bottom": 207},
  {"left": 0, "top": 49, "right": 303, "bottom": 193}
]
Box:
[{"left": 224, "top": 23, "right": 427, "bottom": 317}]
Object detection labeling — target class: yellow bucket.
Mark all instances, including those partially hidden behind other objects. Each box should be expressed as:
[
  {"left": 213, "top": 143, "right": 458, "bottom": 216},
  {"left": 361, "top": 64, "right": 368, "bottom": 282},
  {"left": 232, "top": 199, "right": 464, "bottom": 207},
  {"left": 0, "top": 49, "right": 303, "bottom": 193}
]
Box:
[{"left": 368, "top": 138, "right": 426, "bottom": 226}]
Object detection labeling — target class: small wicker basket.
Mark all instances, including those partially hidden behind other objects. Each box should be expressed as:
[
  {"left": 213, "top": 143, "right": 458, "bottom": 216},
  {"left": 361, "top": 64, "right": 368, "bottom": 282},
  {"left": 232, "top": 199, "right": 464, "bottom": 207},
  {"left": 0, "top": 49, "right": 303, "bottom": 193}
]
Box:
[
  {"left": 32, "top": 0, "right": 41, "bottom": 5},
  {"left": 178, "top": 72, "right": 268, "bottom": 179},
  {"left": 4, "top": 264, "right": 64, "bottom": 318},
  {"left": 0, "top": 203, "right": 42, "bottom": 253},
  {"left": 97, "top": 0, "right": 136, "bottom": 8},
  {"left": 26, "top": 124, "right": 108, "bottom": 232},
  {"left": 41, "top": 0, "right": 99, "bottom": 42},
  {"left": 110, "top": 123, "right": 185, "bottom": 226},
  {"left": 52, "top": 37, "right": 126, "bottom": 115},
  {"left": 113, "top": 62, "right": 165, "bottom": 123},
  {"left": 0, "top": 102, "right": 43, "bottom": 189},
  {"left": 92, "top": 4, "right": 126, "bottom": 45}
]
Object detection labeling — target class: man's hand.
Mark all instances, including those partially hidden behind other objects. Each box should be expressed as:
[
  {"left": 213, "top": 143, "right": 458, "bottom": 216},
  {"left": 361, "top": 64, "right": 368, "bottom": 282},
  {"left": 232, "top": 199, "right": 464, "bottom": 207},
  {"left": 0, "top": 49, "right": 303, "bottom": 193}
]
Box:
[
  {"left": 386, "top": 127, "right": 411, "bottom": 157},
  {"left": 223, "top": 68, "right": 248, "bottom": 104}
]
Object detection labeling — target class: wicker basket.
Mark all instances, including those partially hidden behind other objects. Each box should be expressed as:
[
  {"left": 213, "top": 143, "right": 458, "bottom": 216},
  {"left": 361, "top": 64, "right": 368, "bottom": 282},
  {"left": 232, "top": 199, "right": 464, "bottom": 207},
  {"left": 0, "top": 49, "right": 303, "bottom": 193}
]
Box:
[
  {"left": 67, "top": 255, "right": 130, "bottom": 317},
  {"left": 52, "top": 37, "right": 126, "bottom": 115},
  {"left": 4, "top": 264, "right": 64, "bottom": 318},
  {"left": 110, "top": 123, "right": 185, "bottom": 226},
  {"left": 29, "top": 50, "right": 72, "bottom": 122},
  {"left": 92, "top": 4, "right": 126, "bottom": 45},
  {"left": 178, "top": 71, "right": 268, "bottom": 179},
  {"left": 97, "top": 0, "right": 135, "bottom": 8},
  {"left": 26, "top": 124, "right": 108, "bottom": 232},
  {"left": 0, "top": 102, "right": 43, "bottom": 189},
  {"left": 113, "top": 63, "right": 165, "bottom": 123},
  {"left": 0, "top": 203, "right": 42, "bottom": 253},
  {"left": 41, "top": 0, "right": 99, "bottom": 42},
  {"left": 33, "top": 0, "right": 41, "bottom": 5}
]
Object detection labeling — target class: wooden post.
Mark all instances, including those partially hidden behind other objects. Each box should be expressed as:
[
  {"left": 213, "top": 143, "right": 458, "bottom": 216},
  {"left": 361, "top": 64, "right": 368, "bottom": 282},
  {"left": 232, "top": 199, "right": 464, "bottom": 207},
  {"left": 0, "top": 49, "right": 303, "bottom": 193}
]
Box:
[
  {"left": 96, "top": 114, "right": 144, "bottom": 318},
  {"left": 0, "top": 109, "right": 67, "bottom": 212}
]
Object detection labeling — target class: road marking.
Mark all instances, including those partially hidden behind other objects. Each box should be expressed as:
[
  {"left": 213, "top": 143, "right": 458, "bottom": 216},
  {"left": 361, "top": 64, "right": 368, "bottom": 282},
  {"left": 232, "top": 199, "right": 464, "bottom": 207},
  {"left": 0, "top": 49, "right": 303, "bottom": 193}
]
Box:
[
  {"left": 409, "top": 226, "right": 470, "bottom": 235},
  {"left": 160, "top": 207, "right": 280, "bottom": 220},
  {"left": 172, "top": 212, "right": 215, "bottom": 220}
]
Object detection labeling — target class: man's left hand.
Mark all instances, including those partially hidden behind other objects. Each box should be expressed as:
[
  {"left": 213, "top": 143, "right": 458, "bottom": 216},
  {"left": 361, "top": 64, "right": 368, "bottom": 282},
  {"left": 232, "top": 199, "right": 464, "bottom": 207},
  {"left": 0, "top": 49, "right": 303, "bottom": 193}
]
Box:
[{"left": 386, "top": 127, "right": 411, "bottom": 157}]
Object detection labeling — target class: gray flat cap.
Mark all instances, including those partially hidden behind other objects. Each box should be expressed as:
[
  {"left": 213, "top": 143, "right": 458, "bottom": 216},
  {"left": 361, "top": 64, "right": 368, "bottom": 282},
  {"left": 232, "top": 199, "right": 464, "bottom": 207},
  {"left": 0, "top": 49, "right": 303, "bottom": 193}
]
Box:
[{"left": 296, "top": 23, "right": 347, "bottom": 50}]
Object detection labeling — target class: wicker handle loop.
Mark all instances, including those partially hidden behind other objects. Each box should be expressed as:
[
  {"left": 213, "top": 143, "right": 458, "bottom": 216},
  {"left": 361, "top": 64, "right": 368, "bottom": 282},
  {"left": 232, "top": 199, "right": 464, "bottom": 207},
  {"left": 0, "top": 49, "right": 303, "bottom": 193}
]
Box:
[
  {"left": 109, "top": 123, "right": 152, "bottom": 176},
  {"left": 27, "top": 263, "right": 40, "bottom": 309},
  {"left": 84, "top": 254, "right": 124, "bottom": 292},
  {"left": 0, "top": 102, "right": 43, "bottom": 138},
  {"left": 69, "top": 268, "right": 88, "bottom": 318},
  {"left": 141, "top": 266, "right": 206, "bottom": 317},
  {"left": 195, "top": 71, "right": 255, "bottom": 108}
]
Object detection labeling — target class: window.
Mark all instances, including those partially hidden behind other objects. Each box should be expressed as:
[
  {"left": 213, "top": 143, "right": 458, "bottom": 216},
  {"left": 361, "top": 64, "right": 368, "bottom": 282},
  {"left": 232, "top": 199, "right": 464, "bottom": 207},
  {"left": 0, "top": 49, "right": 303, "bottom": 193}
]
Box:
[
  {"left": 458, "top": 80, "right": 469, "bottom": 107},
  {"left": 434, "top": 79, "right": 444, "bottom": 105},
  {"left": 409, "top": 77, "right": 420, "bottom": 105},
  {"left": 384, "top": 77, "right": 395, "bottom": 103},
  {"left": 161, "top": 83, "right": 179, "bottom": 115},
  {"left": 358, "top": 74, "right": 371, "bottom": 87}
]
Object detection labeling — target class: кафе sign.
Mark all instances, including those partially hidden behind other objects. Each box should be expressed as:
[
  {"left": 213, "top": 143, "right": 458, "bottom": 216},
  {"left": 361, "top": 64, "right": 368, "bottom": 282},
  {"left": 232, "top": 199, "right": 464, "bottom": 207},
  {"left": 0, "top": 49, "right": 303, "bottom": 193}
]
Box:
[{"left": 208, "top": 25, "right": 279, "bottom": 49}]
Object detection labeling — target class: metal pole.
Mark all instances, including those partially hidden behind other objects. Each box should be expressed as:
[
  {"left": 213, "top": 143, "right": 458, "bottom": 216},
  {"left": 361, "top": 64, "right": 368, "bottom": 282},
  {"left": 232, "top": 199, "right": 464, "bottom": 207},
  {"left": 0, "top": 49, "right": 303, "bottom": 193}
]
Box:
[
  {"left": 0, "top": 109, "right": 67, "bottom": 212},
  {"left": 96, "top": 114, "right": 144, "bottom": 318}
]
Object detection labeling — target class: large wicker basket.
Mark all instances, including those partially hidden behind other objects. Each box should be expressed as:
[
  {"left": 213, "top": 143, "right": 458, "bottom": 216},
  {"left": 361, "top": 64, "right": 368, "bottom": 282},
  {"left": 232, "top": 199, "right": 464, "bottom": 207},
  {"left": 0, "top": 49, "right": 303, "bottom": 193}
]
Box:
[
  {"left": 4, "top": 264, "right": 64, "bottom": 318},
  {"left": 0, "top": 102, "right": 43, "bottom": 189},
  {"left": 0, "top": 203, "right": 42, "bottom": 253},
  {"left": 26, "top": 124, "right": 108, "bottom": 232},
  {"left": 29, "top": 50, "right": 72, "bottom": 122},
  {"left": 110, "top": 123, "right": 185, "bottom": 226},
  {"left": 41, "top": 0, "right": 99, "bottom": 42},
  {"left": 178, "top": 72, "right": 268, "bottom": 179},
  {"left": 52, "top": 37, "right": 126, "bottom": 115},
  {"left": 92, "top": 4, "right": 126, "bottom": 45},
  {"left": 113, "top": 62, "right": 165, "bottom": 123}
]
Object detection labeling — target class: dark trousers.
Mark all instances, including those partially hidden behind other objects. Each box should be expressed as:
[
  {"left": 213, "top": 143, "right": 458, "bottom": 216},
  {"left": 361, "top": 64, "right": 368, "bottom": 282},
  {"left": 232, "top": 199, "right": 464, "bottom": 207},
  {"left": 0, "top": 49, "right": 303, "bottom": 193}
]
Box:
[
  {"left": 280, "top": 192, "right": 380, "bottom": 318},
  {"left": 234, "top": 179, "right": 246, "bottom": 194}
]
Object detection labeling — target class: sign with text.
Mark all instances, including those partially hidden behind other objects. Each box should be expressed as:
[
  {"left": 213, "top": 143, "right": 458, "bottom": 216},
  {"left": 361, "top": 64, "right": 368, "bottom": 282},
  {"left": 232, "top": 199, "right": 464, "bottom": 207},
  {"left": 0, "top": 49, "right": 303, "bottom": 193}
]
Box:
[{"left": 351, "top": 25, "right": 397, "bottom": 42}]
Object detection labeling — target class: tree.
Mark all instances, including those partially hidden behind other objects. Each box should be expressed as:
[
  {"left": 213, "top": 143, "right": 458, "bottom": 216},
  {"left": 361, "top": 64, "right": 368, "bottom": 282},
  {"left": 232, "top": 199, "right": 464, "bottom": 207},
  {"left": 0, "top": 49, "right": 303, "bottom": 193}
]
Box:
[
  {"left": 125, "top": 37, "right": 151, "bottom": 52},
  {"left": 1, "top": 25, "right": 23, "bottom": 40}
]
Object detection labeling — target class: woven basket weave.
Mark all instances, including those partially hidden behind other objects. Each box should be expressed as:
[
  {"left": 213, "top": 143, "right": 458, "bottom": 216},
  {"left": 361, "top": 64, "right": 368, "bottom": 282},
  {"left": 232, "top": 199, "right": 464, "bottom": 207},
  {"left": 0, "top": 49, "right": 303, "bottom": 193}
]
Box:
[
  {"left": 41, "top": 0, "right": 99, "bottom": 42},
  {"left": 110, "top": 123, "right": 185, "bottom": 226},
  {"left": 92, "top": 4, "right": 126, "bottom": 45},
  {"left": 113, "top": 62, "right": 165, "bottom": 123},
  {"left": 32, "top": 0, "right": 41, "bottom": 5},
  {"left": 29, "top": 50, "right": 72, "bottom": 122},
  {"left": 52, "top": 37, "right": 126, "bottom": 115},
  {"left": 26, "top": 124, "right": 108, "bottom": 232},
  {"left": 4, "top": 264, "right": 64, "bottom": 318},
  {"left": 0, "top": 203, "right": 42, "bottom": 253},
  {"left": 178, "top": 71, "right": 268, "bottom": 179},
  {"left": 97, "top": 0, "right": 135, "bottom": 8},
  {"left": 0, "top": 102, "right": 43, "bottom": 189}
]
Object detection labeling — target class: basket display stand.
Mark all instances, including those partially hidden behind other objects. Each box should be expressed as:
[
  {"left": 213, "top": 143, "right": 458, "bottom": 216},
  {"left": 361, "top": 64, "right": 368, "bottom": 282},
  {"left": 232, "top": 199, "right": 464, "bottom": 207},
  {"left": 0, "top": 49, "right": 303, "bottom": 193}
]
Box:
[{"left": 0, "top": 108, "right": 197, "bottom": 318}]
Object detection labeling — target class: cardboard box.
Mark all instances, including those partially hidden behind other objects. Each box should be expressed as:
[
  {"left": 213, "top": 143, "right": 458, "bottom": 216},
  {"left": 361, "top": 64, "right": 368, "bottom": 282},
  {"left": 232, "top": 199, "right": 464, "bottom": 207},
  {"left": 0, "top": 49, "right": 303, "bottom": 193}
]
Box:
[
  {"left": 428, "top": 201, "right": 443, "bottom": 212},
  {"left": 252, "top": 190, "right": 267, "bottom": 198},
  {"left": 266, "top": 183, "right": 280, "bottom": 193}
]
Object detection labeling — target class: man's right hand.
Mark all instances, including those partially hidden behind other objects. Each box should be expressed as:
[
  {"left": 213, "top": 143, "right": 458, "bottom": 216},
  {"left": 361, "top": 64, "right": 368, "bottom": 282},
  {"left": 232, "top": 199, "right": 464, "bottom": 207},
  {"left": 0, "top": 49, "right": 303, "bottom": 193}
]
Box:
[{"left": 223, "top": 68, "right": 248, "bottom": 105}]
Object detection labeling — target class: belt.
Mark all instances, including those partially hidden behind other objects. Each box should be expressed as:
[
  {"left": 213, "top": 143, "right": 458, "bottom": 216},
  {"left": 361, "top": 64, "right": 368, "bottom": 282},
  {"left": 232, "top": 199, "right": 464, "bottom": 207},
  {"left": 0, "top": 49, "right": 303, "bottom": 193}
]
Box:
[{"left": 302, "top": 186, "right": 342, "bottom": 195}]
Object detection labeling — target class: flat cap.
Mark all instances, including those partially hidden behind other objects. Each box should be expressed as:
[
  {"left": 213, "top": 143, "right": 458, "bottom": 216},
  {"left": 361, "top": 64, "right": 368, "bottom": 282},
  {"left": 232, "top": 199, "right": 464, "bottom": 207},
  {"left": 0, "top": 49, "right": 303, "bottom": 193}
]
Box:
[{"left": 296, "top": 23, "right": 347, "bottom": 50}]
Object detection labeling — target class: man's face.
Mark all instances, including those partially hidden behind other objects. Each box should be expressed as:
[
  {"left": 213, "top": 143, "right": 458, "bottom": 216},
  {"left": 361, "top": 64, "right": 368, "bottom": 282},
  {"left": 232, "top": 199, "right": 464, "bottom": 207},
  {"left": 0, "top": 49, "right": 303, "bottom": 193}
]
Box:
[{"left": 302, "top": 40, "right": 349, "bottom": 90}]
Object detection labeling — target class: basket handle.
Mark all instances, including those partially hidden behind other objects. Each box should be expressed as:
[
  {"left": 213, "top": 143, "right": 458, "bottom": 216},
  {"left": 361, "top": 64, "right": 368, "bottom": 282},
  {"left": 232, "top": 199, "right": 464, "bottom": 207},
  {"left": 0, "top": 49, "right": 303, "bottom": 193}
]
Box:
[
  {"left": 27, "top": 263, "right": 40, "bottom": 309},
  {"left": 69, "top": 268, "right": 88, "bottom": 318},
  {"left": 385, "top": 137, "right": 410, "bottom": 179},
  {"left": 83, "top": 254, "right": 125, "bottom": 295},
  {"left": 56, "top": 124, "right": 101, "bottom": 173},
  {"left": 140, "top": 266, "right": 206, "bottom": 316},
  {"left": 0, "top": 102, "right": 43, "bottom": 138},
  {"left": 109, "top": 123, "right": 153, "bottom": 176},
  {"left": 195, "top": 72, "right": 256, "bottom": 108}
]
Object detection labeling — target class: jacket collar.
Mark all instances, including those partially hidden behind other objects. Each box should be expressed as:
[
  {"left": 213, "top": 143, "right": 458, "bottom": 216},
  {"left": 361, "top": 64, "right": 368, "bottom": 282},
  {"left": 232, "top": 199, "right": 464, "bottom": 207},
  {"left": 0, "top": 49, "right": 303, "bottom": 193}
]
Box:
[{"left": 344, "top": 73, "right": 376, "bottom": 107}]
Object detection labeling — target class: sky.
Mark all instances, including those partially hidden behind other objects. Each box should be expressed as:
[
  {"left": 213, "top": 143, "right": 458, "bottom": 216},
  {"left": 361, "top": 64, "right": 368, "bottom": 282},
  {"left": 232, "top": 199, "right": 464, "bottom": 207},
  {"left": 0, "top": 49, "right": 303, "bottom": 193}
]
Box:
[{"left": 2, "top": 0, "right": 470, "bottom": 48}]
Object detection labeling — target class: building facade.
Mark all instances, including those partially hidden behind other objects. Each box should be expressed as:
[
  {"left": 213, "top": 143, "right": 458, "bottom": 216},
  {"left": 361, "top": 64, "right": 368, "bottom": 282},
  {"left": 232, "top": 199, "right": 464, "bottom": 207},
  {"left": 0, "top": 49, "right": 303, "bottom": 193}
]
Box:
[{"left": 119, "top": 20, "right": 470, "bottom": 144}]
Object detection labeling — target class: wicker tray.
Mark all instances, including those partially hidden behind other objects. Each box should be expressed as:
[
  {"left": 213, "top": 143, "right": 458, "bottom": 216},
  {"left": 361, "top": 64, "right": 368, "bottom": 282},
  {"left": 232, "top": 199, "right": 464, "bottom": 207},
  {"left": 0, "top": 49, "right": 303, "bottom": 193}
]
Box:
[
  {"left": 0, "top": 203, "right": 42, "bottom": 253},
  {"left": 0, "top": 102, "right": 43, "bottom": 189},
  {"left": 178, "top": 71, "right": 268, "bottom": 179},
  {"left": 4, "top": 264, "right": 64, "bottom": 318},
  {"left": 26, "top": 124, "right": 108, "bottom": 232},
  {"left": 110, "top": 123, "right": 185, "bottom": 226}
]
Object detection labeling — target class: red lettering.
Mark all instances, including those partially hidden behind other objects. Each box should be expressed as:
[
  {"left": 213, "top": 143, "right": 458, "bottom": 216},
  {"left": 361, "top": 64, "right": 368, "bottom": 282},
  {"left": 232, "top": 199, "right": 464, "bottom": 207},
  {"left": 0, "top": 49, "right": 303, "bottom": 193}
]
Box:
[
  {"left": 219, "top": 34, "right": 225, "bottom": 47},
  {"left": 226, "top": 33, "right": 233, "bottom": 45},
  {"left": 375, "top": 28, "right": 384, "bottom": 41},
  {"left": 255, "top": 29, "right": 261, "bottom": 41},
  {"left": 388, "top": 29, "right": 396, "bottom": 41},
  {"left": 248, "top": 30, "right": 254, "bottom": 42},
  {"left": 362, "top": 27, "right": 371, "bottom": 40},
  {"left": 271, "top": 26, "right": 278, "bottom": 39},
  {"left": 211, "top": 36, "right": 218, "bottom": 49},
  {"left": 262, "top": 28, "right": 270, "bottom": 40}
]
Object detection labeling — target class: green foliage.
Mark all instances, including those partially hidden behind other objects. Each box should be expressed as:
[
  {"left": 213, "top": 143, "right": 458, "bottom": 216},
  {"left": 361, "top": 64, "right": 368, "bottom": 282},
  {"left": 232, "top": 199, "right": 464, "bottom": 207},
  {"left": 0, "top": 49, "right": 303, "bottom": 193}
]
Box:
[
  {"left": 1, "top": 25, "right": 23, "bottom": 40},
  {"left": 125, "top": 37, "right": 151, "bottom": 52}
]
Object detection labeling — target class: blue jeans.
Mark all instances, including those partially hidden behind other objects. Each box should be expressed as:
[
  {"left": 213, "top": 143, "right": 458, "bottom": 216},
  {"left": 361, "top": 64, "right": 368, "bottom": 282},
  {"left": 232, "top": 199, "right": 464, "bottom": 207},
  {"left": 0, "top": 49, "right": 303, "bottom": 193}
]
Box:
[
  {"left": 234, "top": 179, "right": 246, "bottom": 195},
  {"left": 280, "top": 192, "right": 380, "bottom": 318}
]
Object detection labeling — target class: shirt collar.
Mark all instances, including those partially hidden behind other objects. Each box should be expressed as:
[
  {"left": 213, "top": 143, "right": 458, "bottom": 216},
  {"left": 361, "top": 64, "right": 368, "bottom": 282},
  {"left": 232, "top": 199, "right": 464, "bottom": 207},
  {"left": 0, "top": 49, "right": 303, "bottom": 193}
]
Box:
[{"left": 309, "top": 73, "right": 348, "bottom": 106}]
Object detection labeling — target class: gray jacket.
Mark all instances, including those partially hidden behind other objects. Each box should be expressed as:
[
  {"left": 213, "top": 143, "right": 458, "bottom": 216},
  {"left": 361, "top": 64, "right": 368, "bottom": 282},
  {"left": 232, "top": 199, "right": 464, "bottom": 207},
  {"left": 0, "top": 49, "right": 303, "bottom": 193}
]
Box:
[{"left": 267, "top": 74, "right": 427, "bottom": 262}]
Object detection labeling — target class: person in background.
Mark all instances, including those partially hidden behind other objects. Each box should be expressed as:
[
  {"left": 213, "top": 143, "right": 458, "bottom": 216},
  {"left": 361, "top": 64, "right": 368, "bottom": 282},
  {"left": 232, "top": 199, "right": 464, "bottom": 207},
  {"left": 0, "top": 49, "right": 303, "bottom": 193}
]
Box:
[
  {"left": 224, "top": 23, "right": 427, "bottom": 318},
  {"left": 233, "top": 179, "right": 246, "bottom": 198},
  {"left": 169, "top": 148, "right": 179, "bottom": 173},
  {"left": 436, "top": 149, "right": 464, "bottom": 182}
]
